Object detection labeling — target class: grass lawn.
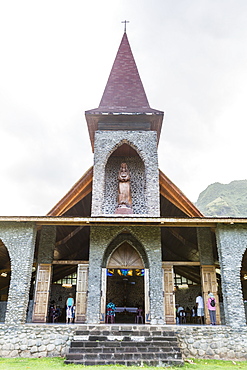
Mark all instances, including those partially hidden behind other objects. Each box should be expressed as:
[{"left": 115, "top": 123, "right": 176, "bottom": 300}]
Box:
[{"left": 0, "top": 358, "right": 247, "bottom": 370}]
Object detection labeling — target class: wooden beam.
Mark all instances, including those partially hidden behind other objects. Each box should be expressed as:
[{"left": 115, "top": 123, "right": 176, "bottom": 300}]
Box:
[
  {"left": 0, "top": 216, "right": 245, "bottom": 227},
  {"left": 52, "top": 260, "right": 88, "bottom": 265},
  {"left": 55, "top": 226, "right": 85, "bottom": 246},
  {"left": 162, "top": 261, "right": 201, "bottom": 266}
]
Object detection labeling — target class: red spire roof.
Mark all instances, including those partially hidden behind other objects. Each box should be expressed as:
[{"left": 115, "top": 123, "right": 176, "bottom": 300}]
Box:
[
  {"left": 87, "top": 32, "right": 163, "bottom": 114},
  {"left": 85, "top": 32, "right": 164, "bottom": 150}
]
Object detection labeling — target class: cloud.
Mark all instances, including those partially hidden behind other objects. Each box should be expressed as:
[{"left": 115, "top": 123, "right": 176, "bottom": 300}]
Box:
[{"left": 0, "top": 0, "right": 247, "bottom": 213}]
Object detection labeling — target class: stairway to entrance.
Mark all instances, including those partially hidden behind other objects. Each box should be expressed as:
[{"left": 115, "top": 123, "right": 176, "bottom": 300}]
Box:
[{"left": 65, "top": 325, "right": 183, "bottom": 366}]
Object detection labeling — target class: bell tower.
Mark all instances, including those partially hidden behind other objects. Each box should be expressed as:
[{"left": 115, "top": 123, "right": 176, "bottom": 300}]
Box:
[
  {"left": 85, "top": 31, "right": 164, "bottom": 217},
  {"left": 85, "top": 31, "right": 165, "bottom": 324}
]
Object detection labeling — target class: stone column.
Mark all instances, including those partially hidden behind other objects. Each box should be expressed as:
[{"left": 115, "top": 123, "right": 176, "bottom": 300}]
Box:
[
  {"left": 216, "top": 224, "right": 247, "bottom": 327},
  {"left": 32, "top": 226, "right": 56, "bottom": 322},
  {"left": 140, "top": 227, "right": 164, "bottom": 325},
  {"left": 0, "top": 222, "right": 37, "bottom": 325},
  {"left": 86, "top": 227, "right": 104, "bottom": 324},
  {"left": 37, "top": 226, "right": 56, "bottom": 265},
  {"left": 197, "top": 228, "right": 215, "bottom": 266}
]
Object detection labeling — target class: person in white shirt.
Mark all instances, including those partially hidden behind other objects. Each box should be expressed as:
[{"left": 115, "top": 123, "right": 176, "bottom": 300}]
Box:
[{"left": 196, "top": 293, "right": 204, "bottom": 324}]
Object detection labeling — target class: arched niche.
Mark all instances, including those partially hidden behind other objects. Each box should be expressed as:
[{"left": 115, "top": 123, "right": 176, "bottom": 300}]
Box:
[
  {"left": 102, "top": 231, "right": 149, "bottom": 269},
  {"left": 107, "top": 242, "right": 144, "bottom": 269},
  {"left": 0, "top": 239, "right": 11, "bottom": 322},
  {"left": 103, "top": 143, "right": 146, "bottom": 215},
  {"left": 241, "top": 249, "right": 247, "bottom": 323}
]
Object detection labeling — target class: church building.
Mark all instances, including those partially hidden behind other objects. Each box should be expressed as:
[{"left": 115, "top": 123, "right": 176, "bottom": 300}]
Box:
[{"left": 1, "top": 30, "right": 247, "bottom": 361}]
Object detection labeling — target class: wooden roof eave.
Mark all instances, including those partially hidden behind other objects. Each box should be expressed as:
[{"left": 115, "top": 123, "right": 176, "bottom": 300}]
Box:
[
  {"left": 47, "top": 167, "right": 93, "bottom": 216},
  {"left": 159, "top": 169, "right": 203, "bottom": 218}
]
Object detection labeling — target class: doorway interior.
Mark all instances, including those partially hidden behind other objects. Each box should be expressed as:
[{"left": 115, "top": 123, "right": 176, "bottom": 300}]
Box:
[{"left": 106, "top": 268, "right": 144, "bottom": 323}]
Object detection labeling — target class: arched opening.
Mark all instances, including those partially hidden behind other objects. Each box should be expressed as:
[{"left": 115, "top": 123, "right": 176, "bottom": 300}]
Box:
[
  {"left": 104, "top": 143, "right": 146, "bottom": 215},
  {"left": 106, "top": 242, "right": 145, "bottom": 323},
  {"left": 241, "top": 249, "right": 247, "bottom": 323},
  {"left": 0, "top": 240, "right": 11, "bottom": 323}
]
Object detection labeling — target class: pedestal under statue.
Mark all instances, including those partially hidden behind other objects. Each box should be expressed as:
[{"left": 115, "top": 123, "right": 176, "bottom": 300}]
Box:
[{"left": 115, "top": 163, "right": 133, "bottom": 214}]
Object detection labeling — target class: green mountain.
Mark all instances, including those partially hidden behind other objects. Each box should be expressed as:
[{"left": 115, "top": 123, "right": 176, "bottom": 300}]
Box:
[{"left": 195, "top": 180, "right": 247, "bottom": 217}]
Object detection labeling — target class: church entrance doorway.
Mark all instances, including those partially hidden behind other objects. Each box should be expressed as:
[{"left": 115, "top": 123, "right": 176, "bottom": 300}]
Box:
[
  {"left": 0, "top": 240, "right": 10, "bottom": 323},
  {"left": 102, "top": 242, "right": 147, "bottom": 324},
  {"left": 106, "top": 268, "right": 144, "bottom": 323}
]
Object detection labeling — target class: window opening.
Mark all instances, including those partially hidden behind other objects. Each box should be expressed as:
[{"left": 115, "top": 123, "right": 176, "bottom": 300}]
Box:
[
  {"left": 174, "top": 273, "right": 198, "bottom": 286},
  {"left": 107, "top": 269, "right": 144, "bottom": 277},
  {"left": 54, "top": 272, "right": 77, "bottom": 287}
]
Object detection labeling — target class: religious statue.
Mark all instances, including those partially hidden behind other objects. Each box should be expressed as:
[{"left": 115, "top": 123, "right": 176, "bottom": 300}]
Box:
[{"left": 115, "top": 163, "right": 133, "bottom": 214}]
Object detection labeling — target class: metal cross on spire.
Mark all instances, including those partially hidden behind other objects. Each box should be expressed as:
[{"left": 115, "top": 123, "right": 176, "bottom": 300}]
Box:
[{"left": 121, "top": 20, "right": 129, "bottom": 33}]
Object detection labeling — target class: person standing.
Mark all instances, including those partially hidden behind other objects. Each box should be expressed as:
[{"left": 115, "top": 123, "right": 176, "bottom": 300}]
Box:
[
  {"left": 106, "top": 301, "right": 116, "bottom": 323},
  {"left": 66, "top": 293, "right": 74, "bottom": 324},
  {"left": 207, "top": 292, "right": 216, "bottom": 325},
  {"left": 196, "top": 293, "right": 204, "bottom": 324}
]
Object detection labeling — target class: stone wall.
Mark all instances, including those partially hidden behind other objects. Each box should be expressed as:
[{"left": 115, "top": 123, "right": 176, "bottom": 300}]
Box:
[
  {"left": 176, "top": 325, "right": 247, "bottom": 360},
  {"left": 1, "top": 324, "right": 247, "bottom": 360},
  {"left": 0, "top": 324, "right": 76, "bottom": 357}
]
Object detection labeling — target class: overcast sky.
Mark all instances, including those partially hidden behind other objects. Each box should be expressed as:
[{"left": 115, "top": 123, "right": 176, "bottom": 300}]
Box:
[{"left": 0, "top": 0, "right": 247, "bottom": 215}]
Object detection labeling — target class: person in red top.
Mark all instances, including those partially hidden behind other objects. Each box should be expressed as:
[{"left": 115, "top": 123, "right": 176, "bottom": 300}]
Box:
[{"left": 207, "top": 292, "right": 216, "bottom": 325}]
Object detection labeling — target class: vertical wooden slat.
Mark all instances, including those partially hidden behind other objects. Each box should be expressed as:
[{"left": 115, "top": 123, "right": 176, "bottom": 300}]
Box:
[
  {"left": 201, "top": 265, "right": 221, "bottom": 325},
  {"left": 163, "top": 265, "right": 176, "bottom": 324},
  {"left": 144, "top": 269, "right": 150, "bottom": 323},
  {"left": 75, "top": 264, "right": 89, "bottom": 323},
  {"left": 100, "top": 268, "right": 107, "bottom": 323},
  {"left": 32, "top": 264, "right": 52, "bottom": 323}
]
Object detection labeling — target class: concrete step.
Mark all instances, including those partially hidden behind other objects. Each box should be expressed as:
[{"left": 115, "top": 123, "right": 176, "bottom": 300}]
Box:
[
  {"left": 69, "top": 345, "right": 181, "bottom": 353},
  {"left": 65, "top": 326, "right": 183, "bottom": 366},
  {"left": 66, "top": 351, "right": 182, "bottom": 361},
  {"left": 65, "top": 358, "right": 183, "bottom": 366},
  {"left": 75, "top": 330, "right": 176, "bottom": 337},
  {"left": 73, "top": 335, "right": 178, "bottom": 342},
  {"left": 71, "top": 340, "right": 180, "bottom": 348}
]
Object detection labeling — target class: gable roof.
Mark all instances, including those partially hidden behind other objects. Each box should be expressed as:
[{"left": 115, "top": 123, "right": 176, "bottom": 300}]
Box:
[{"left": 47, "top": 167, "right": 202, "bottom": 218}]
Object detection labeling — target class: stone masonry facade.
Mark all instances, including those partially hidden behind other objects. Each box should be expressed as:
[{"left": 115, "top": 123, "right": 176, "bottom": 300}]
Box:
[
  {"left": 86, "top": 226, "right": 164, "bottom": 325},
  {"left": 91, "top": 130, "right": 160, "bottom": 216},
  {"left": 1, "top": 222, "right": 247, "bottom": 360}
]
